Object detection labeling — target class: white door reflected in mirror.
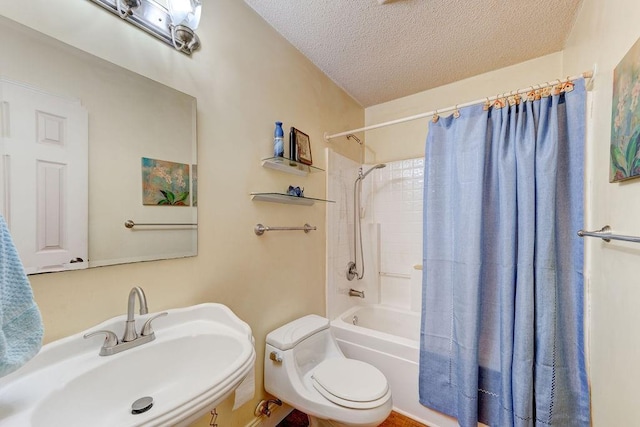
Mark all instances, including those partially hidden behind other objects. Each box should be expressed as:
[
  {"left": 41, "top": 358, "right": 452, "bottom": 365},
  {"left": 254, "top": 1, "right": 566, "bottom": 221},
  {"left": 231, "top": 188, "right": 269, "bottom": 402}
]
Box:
[{"left": 0, "top": 80, "right": 88, "bottom": 274}]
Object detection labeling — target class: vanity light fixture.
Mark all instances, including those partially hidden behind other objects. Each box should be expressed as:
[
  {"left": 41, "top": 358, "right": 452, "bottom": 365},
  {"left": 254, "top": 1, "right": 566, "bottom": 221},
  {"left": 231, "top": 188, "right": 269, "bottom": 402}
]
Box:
[{"left": 88, "top": 0, "right": 201, "bottom": 55}]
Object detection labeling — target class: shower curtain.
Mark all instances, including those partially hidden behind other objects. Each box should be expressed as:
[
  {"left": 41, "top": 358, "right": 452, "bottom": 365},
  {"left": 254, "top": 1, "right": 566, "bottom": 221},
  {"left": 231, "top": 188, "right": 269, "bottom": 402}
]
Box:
[{"left": 419, "top": 79, "right": 590, "bottom": 426}]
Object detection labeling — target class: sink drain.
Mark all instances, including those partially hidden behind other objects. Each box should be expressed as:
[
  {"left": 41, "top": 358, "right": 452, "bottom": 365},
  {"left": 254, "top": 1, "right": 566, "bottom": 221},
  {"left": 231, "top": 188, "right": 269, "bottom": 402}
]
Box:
[{"left": 131, "top": 396, "right": 154, "bottom": 415}]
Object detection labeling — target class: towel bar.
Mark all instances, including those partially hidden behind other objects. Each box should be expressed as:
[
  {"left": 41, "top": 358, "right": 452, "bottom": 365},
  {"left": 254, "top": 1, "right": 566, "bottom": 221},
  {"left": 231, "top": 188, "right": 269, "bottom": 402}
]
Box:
[
  {"left": 254, "top": 223, "right": 316, "bottom": 236},
  {"left": 124, "top": 220, "right": 197, "bottom": 229},
  {"left": 577, "top": 225, "right": 640, "bottom": 243}
]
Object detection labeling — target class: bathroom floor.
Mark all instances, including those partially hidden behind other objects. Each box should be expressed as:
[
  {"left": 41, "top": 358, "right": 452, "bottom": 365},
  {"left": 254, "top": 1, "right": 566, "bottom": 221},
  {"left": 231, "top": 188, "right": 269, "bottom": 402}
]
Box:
[{"left": 277, "top": 410, "right": 428, "bottom": 427}]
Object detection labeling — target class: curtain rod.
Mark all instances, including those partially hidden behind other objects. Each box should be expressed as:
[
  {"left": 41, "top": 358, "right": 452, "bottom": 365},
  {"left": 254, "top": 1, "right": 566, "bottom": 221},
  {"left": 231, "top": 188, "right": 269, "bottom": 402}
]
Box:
[{"left": 324, "top": 69, "right": 594, "bottom": 141}]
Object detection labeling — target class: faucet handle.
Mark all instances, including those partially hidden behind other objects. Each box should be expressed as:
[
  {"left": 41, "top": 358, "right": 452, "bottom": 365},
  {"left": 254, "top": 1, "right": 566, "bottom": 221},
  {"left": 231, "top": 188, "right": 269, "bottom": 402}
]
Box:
[
  {"left": 84, "top": 330, "right": 119, "bottom": 348},
  {"left": 141, "top": 312, "right": 168, "bottom": 336}
]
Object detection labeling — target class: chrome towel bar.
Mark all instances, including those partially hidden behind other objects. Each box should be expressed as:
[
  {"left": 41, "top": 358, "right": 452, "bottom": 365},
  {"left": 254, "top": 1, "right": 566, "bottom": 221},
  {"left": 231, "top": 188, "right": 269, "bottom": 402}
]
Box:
[
  {"left": 577, "top": 225, "right": 640, "bottom": 243},
  {"left": 254, "top": 223, "right": 316, "bottom": 236},
  {"left": 124, "top": 220, "right": 197, "bottom": 229}
]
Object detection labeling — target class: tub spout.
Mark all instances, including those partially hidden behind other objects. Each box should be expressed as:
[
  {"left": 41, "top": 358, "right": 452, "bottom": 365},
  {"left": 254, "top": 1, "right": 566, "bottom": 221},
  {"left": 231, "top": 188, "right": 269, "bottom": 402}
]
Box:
[{"left": 349, "top": 288, "right": 365, "bottom": 298}]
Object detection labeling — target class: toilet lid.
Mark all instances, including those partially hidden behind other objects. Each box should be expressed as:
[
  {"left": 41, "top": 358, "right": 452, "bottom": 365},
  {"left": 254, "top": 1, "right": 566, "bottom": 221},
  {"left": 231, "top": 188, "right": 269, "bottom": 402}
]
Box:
[{"left": 311, "top": 358, "right": 389, "bottom": 408}]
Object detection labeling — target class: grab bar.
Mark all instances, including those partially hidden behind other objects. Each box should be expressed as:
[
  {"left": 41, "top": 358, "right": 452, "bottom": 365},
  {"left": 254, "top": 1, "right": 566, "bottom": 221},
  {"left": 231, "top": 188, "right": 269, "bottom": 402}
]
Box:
[
  {"left": 379, "top": 271, "right": 411, "bottom": 279},
  {"left": 125, "top": 220, "right": 197, "bottom": 229},
  {"left": 380, "top": 264, "right": 424, "bottom": 278},
  {"left": 577, "top": 225, "right": 640, "bottom": 243},
  {"left": 254, "top": 223, "right": 316, "bottom": 236}
]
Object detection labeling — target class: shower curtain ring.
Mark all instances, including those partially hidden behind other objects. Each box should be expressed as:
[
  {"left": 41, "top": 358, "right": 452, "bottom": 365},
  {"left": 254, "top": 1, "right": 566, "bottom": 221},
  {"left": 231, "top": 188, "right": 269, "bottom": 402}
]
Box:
[
  {"left": 432, "top": 110, "right": 439, "bottom": 123},
  {"left": 553, "top": 78, "right": 563, "bottom": 94},
  {"left": 563, "top": 76, "right": 575, "bottom": 92},
  {"left": 494, "top": 94, "right": 503, "bottom": 109},
  {"left": 453, "top": 105, "right": 460, "bottom": 118}
]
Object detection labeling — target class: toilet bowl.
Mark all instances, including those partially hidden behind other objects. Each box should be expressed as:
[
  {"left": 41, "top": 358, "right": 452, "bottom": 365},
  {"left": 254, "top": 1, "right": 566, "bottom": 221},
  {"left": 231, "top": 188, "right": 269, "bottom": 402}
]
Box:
[{"left": 264, "top": 315, "right": 392, "bottom": 427}]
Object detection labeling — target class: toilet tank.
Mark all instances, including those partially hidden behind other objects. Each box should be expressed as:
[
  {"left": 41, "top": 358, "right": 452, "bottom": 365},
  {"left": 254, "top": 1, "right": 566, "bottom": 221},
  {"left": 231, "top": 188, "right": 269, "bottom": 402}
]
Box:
[
  {"left": 266, "top": 315, "right": 342, "bottom": 377},
  {"left": 266, "top": 315, "right": 329, "bottom": 351}
]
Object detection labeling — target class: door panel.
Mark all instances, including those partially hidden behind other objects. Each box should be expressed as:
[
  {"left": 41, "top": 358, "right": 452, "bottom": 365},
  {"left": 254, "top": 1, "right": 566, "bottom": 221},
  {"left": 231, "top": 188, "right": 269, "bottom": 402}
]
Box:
[{"left": 0, "top": 80, "right": 88, "bottom": 273}]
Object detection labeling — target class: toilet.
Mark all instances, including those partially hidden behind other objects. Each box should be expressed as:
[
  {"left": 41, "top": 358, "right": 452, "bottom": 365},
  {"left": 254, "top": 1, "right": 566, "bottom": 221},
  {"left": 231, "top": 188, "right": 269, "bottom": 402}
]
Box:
[{"left": 264, "top": 315, "right": 392, "bottom": 427}]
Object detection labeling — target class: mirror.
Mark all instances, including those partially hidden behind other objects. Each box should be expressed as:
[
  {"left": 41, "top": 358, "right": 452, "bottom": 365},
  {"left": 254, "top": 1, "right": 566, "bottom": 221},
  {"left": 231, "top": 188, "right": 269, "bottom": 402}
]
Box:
[{"left": 0, "top": 16, "right": 197, "bottom": 273}]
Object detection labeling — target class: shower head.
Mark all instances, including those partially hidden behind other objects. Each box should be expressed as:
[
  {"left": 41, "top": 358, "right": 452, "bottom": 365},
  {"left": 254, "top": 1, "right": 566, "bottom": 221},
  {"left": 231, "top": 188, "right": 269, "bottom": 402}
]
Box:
[{"left": 359, "top": 163, "right": 387, "bottom": 180}]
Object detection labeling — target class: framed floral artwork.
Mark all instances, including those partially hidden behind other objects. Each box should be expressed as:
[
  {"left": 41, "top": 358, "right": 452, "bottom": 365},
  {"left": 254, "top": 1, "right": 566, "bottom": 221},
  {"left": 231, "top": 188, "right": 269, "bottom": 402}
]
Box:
[
  {"left": 611, "top": 37, "right": 640, "bottom": 182},
  {"left": 141, "top": 157, "right": 190, "bottom": 206}
]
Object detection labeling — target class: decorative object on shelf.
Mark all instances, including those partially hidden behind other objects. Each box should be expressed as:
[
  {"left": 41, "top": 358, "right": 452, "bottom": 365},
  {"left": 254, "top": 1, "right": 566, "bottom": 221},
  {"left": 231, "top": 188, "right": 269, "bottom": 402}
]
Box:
[
  {"left": 141, "top": 157, "right": 190, "bottom": 206},
  {"left": 87, "top": 0, "right": 202, "bottom": 55},
  {"left": 291, "top": 127, "right": 312, "bottom": 165},
  {"left": 611, "top": 36, "right": 640, "bottom": 182},
  {"left": 289, "top": 127, "right": 297, "bottom": 160},
  {"left": 274, "top": 121, "right": 285, "bottom": 157},
  {"left": 287, "top": 186, "right": 304, "bottom": 197}
]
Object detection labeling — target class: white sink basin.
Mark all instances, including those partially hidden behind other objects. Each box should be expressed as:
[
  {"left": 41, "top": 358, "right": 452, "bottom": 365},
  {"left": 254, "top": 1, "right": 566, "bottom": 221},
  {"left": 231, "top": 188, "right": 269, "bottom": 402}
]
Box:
[{"left": 0, "top": 303, "right": 255, "bottom": 427}]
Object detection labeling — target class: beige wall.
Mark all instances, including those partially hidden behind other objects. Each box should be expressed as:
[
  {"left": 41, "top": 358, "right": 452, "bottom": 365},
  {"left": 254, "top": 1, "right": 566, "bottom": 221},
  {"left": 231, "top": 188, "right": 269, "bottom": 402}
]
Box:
[
  {"left": 363, "top": 52, "right": 564, "bottom": 163},
  {"left": 563, "top": 0, "right": 640, "bottom": 425},
  {"left": 0, "top": 0, "right": 363, "bottom": 425}
]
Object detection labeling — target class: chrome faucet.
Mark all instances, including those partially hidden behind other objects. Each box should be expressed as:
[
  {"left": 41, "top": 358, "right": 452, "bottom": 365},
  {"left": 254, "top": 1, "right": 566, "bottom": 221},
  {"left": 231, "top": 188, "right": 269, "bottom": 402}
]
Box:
[
  {"left": 84, "top": 286, "right": 167, "bottom": 356},
  {"left": 123, "top": 286, "right": 149, "bottom": 342},
  {"left": 349, "top": 288, "right": 365, "bottom": 298}
]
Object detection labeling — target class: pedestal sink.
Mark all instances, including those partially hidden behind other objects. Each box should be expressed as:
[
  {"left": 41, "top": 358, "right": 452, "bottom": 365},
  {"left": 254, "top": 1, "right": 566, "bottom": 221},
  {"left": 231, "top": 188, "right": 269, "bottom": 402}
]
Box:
[{"left": 0, "top": 303, "right": 256, "bottom": 427}]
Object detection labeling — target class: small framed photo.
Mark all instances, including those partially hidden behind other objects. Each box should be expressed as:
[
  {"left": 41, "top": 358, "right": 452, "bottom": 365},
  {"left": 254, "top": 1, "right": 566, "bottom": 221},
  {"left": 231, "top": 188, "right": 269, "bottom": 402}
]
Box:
[{"left": 292, "top": 127, "right": 312, "bottom": 165}]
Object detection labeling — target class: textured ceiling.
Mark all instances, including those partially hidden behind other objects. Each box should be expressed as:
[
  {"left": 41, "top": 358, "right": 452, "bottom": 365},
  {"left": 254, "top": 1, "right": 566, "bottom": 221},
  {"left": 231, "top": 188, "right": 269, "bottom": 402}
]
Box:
[{"left": 244, "top": 0, "right": 584, "bottom": 107}]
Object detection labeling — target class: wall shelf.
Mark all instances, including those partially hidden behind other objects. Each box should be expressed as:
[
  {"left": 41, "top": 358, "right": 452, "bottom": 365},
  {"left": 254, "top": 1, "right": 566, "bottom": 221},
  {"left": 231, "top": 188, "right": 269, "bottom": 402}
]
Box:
[
  {"left": 251, "top": 192, "right": 335, "bottom": 206},
  {"left": 261, "top": 156, "right": 324, "bottom": 176}
]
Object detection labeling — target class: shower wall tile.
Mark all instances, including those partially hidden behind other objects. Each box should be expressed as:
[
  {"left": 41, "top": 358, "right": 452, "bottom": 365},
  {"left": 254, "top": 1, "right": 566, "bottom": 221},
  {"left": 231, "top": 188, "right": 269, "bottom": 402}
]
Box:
[
  {"left": 380, "top": 276, "right": 413, "bottom": 310},
  {"left": 327, "top": 152, "right": 424, "bottom": 317},
  {"left": 370, "top": 157, "right": 424, "bottom": 312},
  {"left": 327, "top": 150, "right": 379, "bottom": 320}
]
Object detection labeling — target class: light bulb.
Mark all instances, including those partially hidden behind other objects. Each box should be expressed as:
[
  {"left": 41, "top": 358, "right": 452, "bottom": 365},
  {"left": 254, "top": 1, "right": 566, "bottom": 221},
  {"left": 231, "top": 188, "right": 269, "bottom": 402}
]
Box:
[{"left": 167, "top": 0, "right": 201, "bottom": 29}]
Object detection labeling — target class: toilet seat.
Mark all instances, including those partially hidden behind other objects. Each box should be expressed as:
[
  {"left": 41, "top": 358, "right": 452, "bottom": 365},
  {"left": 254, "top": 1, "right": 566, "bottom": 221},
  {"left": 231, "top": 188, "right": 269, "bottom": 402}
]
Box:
[{"left": 311, "top": 358, "right": 389, "bottom": 409}]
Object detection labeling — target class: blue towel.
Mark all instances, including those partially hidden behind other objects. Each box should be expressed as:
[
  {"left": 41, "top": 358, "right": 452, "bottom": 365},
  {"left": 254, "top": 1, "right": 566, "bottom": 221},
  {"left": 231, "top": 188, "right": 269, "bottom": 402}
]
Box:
[{"left": 0, "top": 215, "right": 43, "bottom": 377}]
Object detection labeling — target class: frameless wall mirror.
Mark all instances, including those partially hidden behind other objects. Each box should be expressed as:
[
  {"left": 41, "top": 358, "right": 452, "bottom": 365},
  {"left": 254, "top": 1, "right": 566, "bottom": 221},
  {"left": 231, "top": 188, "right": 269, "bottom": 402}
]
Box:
[{"left": 0, "top": 16, "right": 197, "bottom": 274}]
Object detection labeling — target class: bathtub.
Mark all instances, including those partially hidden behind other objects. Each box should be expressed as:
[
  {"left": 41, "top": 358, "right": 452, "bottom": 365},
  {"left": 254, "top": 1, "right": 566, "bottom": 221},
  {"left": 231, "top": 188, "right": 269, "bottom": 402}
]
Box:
[{"left": 331, "top": 305, "right": 458, "bottom": 427}]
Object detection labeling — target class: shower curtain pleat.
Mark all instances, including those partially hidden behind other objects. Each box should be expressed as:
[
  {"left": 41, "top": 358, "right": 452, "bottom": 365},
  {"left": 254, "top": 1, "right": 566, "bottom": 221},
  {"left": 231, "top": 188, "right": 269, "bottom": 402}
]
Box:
[{"left": 419, "top": 79, "right": 590, "bottom": 426}]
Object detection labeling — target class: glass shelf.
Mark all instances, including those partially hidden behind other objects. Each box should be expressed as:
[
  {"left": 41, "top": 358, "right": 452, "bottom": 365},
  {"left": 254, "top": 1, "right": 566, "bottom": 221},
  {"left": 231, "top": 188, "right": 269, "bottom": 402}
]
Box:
[
  {"left": 251, "top": 192, "right": 335, "bottom": 206},
  {"left": 261, "top": 156, "right": 325, "bottom": 176}
]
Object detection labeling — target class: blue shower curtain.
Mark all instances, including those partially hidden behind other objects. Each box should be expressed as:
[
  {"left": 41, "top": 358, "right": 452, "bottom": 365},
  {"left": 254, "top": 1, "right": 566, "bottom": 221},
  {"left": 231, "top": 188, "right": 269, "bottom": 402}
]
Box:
[{"left": 419, "top": 79, "right": 590, "bottom": 426}]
